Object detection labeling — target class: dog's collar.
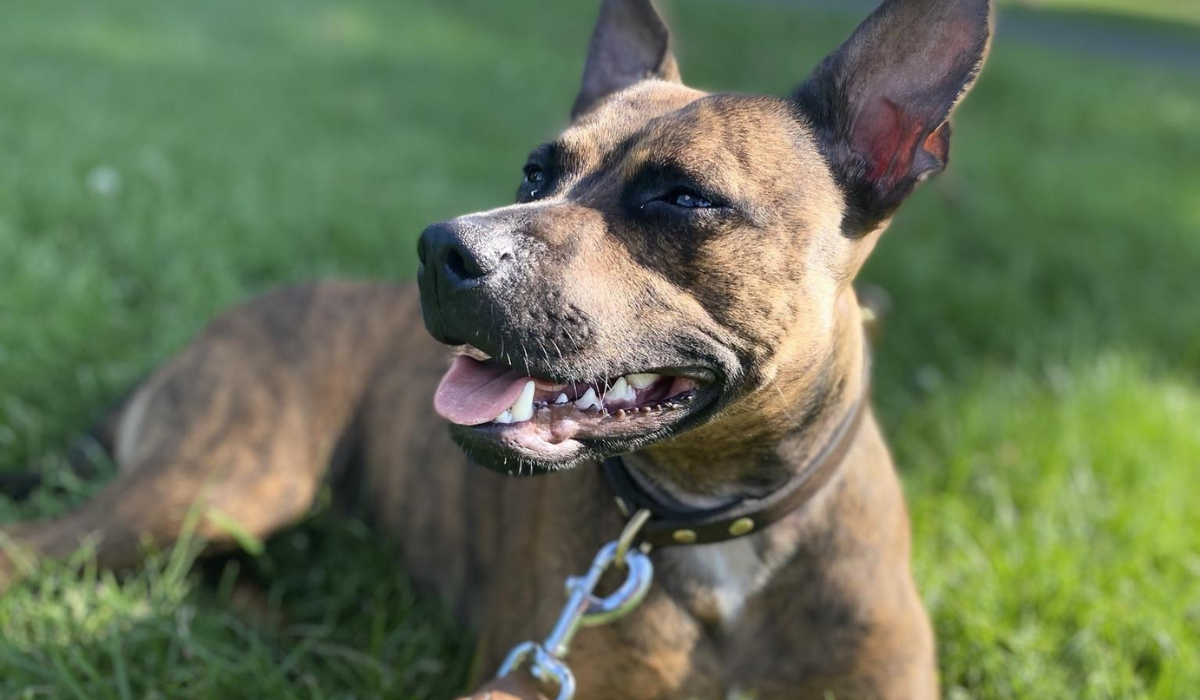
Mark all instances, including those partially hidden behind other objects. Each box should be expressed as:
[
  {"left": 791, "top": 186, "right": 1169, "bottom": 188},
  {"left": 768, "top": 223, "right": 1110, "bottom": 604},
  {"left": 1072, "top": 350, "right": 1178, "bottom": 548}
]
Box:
[{"left": 603, "top": 369, "right": 868, "bottom": 549}]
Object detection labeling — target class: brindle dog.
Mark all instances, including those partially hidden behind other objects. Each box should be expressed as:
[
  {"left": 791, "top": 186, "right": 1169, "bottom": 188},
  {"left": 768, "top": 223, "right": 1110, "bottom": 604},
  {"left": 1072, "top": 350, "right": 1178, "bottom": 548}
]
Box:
[{"left": 1, "top": 0, "right": 992, "bottom": 697}]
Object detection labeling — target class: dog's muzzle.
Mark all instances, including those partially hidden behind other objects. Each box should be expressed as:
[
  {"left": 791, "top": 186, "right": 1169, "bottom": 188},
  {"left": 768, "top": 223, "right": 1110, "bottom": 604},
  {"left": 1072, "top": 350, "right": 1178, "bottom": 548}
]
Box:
[{"left": 416, "top": 216, "right": 516, "bottom": 343}]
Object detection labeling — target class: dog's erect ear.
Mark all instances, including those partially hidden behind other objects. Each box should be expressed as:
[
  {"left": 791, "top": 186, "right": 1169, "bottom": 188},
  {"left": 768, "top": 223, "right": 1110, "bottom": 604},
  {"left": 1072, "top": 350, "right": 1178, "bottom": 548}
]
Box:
[
  {"left": 572, "top": 0, "right": 680, "bottom": 119},
  {"left": 793, "top": 0, "right": 992, "bottom": 234}
]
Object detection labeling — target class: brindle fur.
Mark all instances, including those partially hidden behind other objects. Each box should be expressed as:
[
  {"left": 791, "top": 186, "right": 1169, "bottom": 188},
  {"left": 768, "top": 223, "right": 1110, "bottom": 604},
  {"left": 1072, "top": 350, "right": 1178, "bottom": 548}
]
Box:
[{"left": 0, "top": 1, "right": 992, "bottom": 697}]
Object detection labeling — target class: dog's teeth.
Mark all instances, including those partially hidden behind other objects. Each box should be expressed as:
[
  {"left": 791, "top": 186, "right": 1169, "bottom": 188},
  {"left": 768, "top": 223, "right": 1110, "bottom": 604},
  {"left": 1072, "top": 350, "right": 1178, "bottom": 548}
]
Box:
[
  {"left": 509, "top": 380, "right": 536, "bottom": 422},
  {"left": 615, "top": 408, "right": 626, "bottom": 419},
  {"left": 494, "top": 410, "right": 514, "bottom": 424},
  {"left": 625, "top": 373, "right": 660, "bottom": 390},
  {"left": 575, "top": 387, "right": 602, "bottom": 411},
  {"left": 639, "top": 406, "right": 652, "bottom": 414},
  {"left": 605, "top": 377, "right": 635, "bottom": 404},
  {"left": 554, "top": 393, "right": 569, "bottom": 405}
]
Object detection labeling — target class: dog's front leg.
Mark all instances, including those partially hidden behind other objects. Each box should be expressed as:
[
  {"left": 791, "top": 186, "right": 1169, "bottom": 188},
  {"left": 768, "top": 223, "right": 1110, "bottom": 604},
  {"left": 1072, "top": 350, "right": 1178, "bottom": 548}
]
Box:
[{"left": 0, "top": 282, "right": 418, "bottom": 590}]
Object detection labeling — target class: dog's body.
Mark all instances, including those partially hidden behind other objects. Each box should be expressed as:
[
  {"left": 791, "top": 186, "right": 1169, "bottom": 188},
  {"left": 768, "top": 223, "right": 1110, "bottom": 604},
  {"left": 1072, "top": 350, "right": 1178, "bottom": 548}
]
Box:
[{"left": 1, "top": 1, "right": 992, "bottom": 697}]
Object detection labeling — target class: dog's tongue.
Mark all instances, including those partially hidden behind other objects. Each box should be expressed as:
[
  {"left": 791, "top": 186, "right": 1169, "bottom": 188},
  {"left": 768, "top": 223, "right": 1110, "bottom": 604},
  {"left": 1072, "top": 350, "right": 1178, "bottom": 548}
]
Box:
[{"left": 435, "top": 356, "right": 530, "bottom": 426}]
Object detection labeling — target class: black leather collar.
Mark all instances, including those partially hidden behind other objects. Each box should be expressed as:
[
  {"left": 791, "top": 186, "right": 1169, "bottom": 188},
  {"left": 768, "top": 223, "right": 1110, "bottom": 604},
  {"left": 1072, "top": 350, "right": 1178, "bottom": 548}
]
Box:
[{"left": 602, "top": 368, "right": 869, "bottom": 549}]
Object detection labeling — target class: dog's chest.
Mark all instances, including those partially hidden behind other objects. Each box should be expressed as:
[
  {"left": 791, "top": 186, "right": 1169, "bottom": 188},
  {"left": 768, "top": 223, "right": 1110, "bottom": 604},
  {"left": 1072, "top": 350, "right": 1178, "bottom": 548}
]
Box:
[{"left": 662, "top": 536, "right": 778, "bottom": 630}]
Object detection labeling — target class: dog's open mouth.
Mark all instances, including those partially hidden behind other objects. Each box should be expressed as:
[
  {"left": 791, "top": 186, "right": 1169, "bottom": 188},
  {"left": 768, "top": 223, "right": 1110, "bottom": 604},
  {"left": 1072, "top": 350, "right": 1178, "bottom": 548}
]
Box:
[{"left": 434, "top": 351, "right": 714, "bottom": 463}]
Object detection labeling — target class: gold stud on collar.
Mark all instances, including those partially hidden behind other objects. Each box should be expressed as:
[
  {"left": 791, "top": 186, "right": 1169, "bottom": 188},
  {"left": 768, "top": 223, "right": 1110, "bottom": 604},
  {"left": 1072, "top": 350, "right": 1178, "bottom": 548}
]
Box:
[
  {"left": 672, "top": 529, "right": 698, "bottom": 544},
  {"left": 728, "top": 518, "right": 755, "bottom": 537}
]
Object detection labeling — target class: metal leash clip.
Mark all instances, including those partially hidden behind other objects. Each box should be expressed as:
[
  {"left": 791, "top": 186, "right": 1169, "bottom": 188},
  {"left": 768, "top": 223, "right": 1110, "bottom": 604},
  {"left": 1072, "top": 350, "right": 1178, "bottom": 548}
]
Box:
[{"left": 496, "top": 510, "right": 654, "bottom": 700}]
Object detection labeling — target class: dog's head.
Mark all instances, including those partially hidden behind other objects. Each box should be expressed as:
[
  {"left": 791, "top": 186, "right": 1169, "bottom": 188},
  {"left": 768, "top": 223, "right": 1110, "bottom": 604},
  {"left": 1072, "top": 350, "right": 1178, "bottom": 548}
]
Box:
[{"left": 418, "top": 0, "right": 991, "bottom": 475}]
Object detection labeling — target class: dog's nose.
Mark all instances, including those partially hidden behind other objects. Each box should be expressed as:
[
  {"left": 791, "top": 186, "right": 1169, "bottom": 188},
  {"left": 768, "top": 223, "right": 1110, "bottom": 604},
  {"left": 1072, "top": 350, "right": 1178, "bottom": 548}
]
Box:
[{"left": 418, "top": 220, "right": 511, "bottom": 290}]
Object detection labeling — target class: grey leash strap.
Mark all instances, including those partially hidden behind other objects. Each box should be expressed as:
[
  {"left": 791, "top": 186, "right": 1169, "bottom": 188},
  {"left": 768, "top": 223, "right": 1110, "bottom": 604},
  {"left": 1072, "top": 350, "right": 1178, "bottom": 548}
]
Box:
[{"left": 495, "top": 510, "right": 654, "bottom": 700}]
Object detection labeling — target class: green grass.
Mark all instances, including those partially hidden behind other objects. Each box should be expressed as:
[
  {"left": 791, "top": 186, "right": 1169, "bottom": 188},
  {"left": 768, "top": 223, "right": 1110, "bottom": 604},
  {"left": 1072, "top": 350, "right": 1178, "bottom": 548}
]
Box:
[
  {"left": 1, "top": 0, "right": 1198, "bottom": 698},
  {"left": 1007, "top": 0, "right": 1200, "bottom": 27}
]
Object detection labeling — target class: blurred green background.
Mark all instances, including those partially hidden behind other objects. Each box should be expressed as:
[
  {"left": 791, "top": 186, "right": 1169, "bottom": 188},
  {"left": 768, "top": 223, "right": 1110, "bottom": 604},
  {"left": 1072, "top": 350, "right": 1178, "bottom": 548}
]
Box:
[{"left": 0, "top": 0, "right": 1197, "bottom": 698}]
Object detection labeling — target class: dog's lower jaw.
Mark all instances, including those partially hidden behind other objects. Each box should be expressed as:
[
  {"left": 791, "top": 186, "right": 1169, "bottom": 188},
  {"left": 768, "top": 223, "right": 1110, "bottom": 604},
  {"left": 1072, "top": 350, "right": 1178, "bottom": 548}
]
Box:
[{"left": 446, "top": 373, "right": 726, "bottom": 476}]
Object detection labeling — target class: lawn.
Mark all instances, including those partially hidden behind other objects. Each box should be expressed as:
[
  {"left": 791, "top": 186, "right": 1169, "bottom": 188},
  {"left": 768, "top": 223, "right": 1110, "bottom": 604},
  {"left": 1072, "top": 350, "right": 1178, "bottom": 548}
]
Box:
[
  {"left": 1008, "top": 0, "right": 1200, "bottom": 26},
  {"left": 0, "top": 0, "right": 1197, "bottom": 698}
]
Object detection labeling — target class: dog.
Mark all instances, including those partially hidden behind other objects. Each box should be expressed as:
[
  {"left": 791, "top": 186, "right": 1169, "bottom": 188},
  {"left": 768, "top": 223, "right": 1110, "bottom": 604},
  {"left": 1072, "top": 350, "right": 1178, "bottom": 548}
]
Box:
[{"left": 0, "top": 0, "right": 992, "bottom": 697}]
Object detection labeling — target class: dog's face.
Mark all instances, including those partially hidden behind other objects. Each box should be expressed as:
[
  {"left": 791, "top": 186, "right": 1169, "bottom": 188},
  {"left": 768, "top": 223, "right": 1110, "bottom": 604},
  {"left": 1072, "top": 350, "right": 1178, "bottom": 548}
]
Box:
[{"left": 418, "top": 0, "right": 990, "bottom": 474}]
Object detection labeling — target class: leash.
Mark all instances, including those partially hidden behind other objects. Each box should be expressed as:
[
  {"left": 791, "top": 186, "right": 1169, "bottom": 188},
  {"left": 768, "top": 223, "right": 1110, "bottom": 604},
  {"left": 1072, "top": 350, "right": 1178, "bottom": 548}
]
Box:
[
  {"left": 493, "top": 510, "right": 654, "bottom": 700},
  {"left": 491, "top": 353, "right": 870, "bottom": 700}
]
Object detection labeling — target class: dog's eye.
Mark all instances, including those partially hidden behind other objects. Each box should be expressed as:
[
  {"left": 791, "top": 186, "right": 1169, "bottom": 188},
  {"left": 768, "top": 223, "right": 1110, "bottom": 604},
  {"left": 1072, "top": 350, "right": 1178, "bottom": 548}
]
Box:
[
  {"left": 670, "top": 191, "right": 712, "bottom": 209},
  {"left": 518, "top": 164, "right": 548, "bottom": 203},
  {"left": 653, "top": 187, "right": 718, "bottom": 210},
  {"left": 523, "top": 165, "right": 546, "bottom": 187}
]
